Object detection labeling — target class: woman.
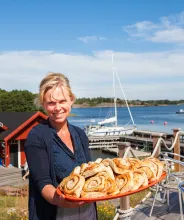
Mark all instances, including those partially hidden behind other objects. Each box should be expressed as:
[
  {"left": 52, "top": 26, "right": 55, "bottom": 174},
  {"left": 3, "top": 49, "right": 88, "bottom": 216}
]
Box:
[{"left": 25, "top": 72, "right": 97, "bottom": 220}]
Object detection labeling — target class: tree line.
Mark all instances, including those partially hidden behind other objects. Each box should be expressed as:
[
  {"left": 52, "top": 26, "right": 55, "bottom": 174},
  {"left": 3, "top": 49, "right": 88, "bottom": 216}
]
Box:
[
  {"left": 0, "top": 89, "right": 40, "bottom": 112},
  {"left": 75, "top": 97, "right": 184, "bottom": 107},
  {"left": 0, "top": 89, "right": 183, "bottom": 112}
]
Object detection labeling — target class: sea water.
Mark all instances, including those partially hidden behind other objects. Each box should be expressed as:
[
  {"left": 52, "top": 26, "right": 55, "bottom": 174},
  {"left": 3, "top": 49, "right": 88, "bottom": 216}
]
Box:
[
  {"left": 69, "top": 105, "right": 184, "bottom": 160},
  {"left": 69, "top": 104, "right": 184, "bottom": 134}
]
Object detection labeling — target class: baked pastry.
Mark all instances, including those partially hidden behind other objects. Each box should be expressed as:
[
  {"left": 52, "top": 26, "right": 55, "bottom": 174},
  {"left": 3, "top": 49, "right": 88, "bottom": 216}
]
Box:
[
  {"left": 137, "top": 162, "right": 157, "bottom": 182},
  {"left": 96, "top": 165, "right": 115, "bottom": 180},
  {"left": 88, "top": 158, "right": 103, "bottom": 165},
  {"left": 81, "top": 175, "right": 119, "bottom": 198},
  {"left": 103, "top": 177, "right": 120, "bottom": 195},
  {"left": 58, "top": 156, "right": 164, "bottom": 199},
  {"left": 143, "top": 157, "right": 163, "bottom": 180},
  {"left": 103, "top": 158, "right": 130, "bottom": 174},
  {"left": 125, "top": 158, "right": 142, "bottom": 170},
  {"left": 82, "top": 162, "right": 107, "bottom": 178},
  {"left": 81, "top": 175, "right": 107, "bottom": 198},
  {"left": 83, "top": 175, "right": 106, "bottom": 192},
  {"left": 94, "top": 158, "right": 103, "bottom": 163},
  {"left": 115, "top": 172, "right": 133, "bottom": 193},
  {"left": 81, "top": 191, "right": 107, "bottom": 198},
  {"left": 131, "top": 170, "right": 148, "bottom": 191},
  {"left": 95, "top": 171, "right": 119, "bottom": 195},
  {"left": 80, "top": 163, "right": 89, "bottom": 174},
  {"left": 70, "top": 166, "right": 81, "bottom": 175},
  {"left": 59, "top": 174, "right": 85, "bottom": 198}
]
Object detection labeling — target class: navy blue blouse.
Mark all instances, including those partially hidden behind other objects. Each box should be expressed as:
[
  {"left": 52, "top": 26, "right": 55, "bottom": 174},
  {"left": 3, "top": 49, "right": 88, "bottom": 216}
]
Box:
[{"left": 51, "top": 124, "right": 88, "bottom": 184}]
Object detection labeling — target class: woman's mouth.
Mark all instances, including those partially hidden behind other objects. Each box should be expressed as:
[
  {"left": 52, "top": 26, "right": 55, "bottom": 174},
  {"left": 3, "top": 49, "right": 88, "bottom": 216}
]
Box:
[{"left": 53, "top": 112, "right": 64, "bottom": 117}]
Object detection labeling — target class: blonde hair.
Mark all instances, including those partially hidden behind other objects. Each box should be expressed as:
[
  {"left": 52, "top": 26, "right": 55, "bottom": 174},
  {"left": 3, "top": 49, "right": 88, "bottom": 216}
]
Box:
[{"left": 35, "top": 72, "right": 76, "bottom": 106}]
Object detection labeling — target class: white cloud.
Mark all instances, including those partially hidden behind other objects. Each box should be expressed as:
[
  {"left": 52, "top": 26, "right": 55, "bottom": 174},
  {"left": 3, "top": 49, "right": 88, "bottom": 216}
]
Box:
[
  {"left": 0, "top": 50, "right": 184, "bottom": 100},
  {"left": 123, "top": 11, "right": 184, "bottom": 43},
  {"left": 78, "top": 36, "right": 107, "bottom": 43},
  {"left": 151, "top": 28, "right": 184, "bottom": 43}
]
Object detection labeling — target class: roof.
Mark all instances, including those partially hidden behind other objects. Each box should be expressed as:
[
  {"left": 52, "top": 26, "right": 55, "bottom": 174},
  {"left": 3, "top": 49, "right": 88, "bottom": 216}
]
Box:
[{"left": 0, "top": 112, "right": 47, "bottom": 140}]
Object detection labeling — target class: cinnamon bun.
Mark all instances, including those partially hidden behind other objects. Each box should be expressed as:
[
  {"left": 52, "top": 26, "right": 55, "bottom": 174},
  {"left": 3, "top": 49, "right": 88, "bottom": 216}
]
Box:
[{"left": 59, "top": 174, "right": 85, "bottom": 198}]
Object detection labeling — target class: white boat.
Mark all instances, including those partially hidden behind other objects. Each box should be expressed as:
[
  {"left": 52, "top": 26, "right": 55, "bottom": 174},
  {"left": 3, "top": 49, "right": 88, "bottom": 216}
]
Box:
[
  {"left": 176, "top": 109, "right": 184, "bottom": 114},
  {"left": 86, "top": 55, "right": 137, "bottom": 136}
]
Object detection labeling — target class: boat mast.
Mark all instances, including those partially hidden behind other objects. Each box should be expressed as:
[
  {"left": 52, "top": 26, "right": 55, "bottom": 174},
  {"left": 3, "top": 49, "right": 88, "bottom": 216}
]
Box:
[
  {"left": 112, "top": 54, "right": 118, "bottom": 126},
  {"left": 114, "top": 66, "right": 136, "bottom": 126}
]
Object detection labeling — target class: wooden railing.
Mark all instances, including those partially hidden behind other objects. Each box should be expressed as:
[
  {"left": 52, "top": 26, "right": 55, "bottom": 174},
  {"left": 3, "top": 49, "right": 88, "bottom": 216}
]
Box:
[{"left": 113, "top": 128, "right": 184, "bottom": 220}]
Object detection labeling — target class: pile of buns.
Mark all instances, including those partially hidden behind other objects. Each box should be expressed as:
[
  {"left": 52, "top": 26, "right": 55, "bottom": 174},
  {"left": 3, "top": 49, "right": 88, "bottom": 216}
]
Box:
[{"left": 59, "top": 157, "right": 164, "bottom": 198}]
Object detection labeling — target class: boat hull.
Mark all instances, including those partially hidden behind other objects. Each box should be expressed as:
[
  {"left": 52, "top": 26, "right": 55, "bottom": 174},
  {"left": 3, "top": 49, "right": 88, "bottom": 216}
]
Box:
[
  {"left": 176, "top": 109, "right": 184, "bottom": 114},
  {"left": 87, "top": 126, "right": 137, "bottom": 136}
]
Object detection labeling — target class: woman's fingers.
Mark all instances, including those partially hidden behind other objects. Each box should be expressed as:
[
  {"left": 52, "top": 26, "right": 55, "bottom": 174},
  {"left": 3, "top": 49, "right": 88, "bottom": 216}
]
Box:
[
  {"left": 58, "top": 197, "right": 86, "bottom": 208},
  {"left": 59, "top": 193, "right": 65, "bottom": 199},
  {"left": 75, "top": 201, "right": 85, "bottom": 206}
]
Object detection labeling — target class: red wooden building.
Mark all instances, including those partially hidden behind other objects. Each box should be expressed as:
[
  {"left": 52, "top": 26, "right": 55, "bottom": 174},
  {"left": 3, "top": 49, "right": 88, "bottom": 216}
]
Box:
[{"left": 0, "top": 112, "right": 47, "bottom": 167}]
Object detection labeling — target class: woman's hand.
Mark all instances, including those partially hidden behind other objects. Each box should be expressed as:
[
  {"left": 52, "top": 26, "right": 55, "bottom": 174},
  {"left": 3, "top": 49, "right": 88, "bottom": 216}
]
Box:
[
  {"left": 41, "top": 184, "right": 86, "bottom": 208},
  {"left": 55, "top": 192, "right": 86, "bottom": 208}
]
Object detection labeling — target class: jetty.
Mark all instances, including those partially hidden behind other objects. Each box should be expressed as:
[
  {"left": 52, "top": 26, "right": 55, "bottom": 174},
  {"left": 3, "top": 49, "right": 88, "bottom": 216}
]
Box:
[
  {"left": 102, "top": 148, "right": 151, "bottom": 157},
  {"left": 88, "top": 129, "right": 184, "bottom": 156},
  {"left": 88, "top": 135, "right": 121, "bottom": 149}
]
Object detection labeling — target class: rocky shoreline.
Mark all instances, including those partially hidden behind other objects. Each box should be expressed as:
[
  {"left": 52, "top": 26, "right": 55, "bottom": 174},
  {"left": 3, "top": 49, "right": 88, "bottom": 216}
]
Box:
[{"left": 72, "top": 103, "right": 170, "bottom": 108}]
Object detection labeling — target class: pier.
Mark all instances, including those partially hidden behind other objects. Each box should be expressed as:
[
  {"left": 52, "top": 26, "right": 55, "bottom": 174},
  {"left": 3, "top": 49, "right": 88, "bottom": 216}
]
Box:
[
  {"left": 88, "top": 135, "right": 121, "bottom": 149},
  {"left": 88, "top": 129, "right": 184, "bottom": 156},
  {"left": 101, "top": 147, "right": 151, "bottom": 157}
]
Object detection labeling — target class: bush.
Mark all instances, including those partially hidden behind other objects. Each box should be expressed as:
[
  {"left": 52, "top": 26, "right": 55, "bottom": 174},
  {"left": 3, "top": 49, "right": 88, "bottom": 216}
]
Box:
[{"left": 97, "top": 201, "right": 116, "bottom": 220}]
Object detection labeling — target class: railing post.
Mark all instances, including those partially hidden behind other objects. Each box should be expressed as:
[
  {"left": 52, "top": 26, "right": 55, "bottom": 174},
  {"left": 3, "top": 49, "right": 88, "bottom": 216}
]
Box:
[
  {"left": 118, "top": 142, "right": 131, "bottom": 158},
  {"left": 152, "top": 134, "right": 161, "bottom": 158},
  {"left": 117, "top": 142, "right": 131, "bottom": 220},
  {"left": 173, "top": 128, "right": 181, "bottom": 172}
]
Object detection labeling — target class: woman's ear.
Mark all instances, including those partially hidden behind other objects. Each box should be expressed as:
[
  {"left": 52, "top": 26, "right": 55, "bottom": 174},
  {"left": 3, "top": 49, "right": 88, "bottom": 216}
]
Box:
[{"left": 71, "top": 95, "right": 76, "bottom": 104}]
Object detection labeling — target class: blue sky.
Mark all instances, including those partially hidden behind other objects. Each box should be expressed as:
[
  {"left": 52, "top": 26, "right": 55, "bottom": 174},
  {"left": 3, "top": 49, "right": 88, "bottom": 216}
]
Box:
[{"left": 0, "top": 0, "right": 184, "bottom": 100}]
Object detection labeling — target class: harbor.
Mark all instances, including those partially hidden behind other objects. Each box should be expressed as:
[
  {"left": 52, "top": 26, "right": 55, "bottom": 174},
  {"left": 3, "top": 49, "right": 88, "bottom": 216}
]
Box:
[{"left": 88, "top": 128, "right": 184, "bottom": 158}]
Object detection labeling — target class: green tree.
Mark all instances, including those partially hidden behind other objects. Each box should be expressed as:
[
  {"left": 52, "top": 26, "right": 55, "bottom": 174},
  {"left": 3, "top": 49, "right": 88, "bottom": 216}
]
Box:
[{"left": 0, "top": 89, "right": 39, "bottom": 112}]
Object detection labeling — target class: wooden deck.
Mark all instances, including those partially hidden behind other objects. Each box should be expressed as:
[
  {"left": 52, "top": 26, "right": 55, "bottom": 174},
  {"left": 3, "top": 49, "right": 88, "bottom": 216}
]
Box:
[
  {"left": 0, "top": 166, "right": 28, "bottom": 186},
  {"left": 131, "top": 192, "right": 182, "bottom": 220},
  {"left": 102, "top": 147, "right": 151, "bottom": 157}
]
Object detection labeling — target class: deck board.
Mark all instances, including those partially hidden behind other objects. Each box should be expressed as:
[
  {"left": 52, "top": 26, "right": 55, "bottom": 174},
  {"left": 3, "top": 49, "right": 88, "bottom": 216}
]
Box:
[{"left": 131, "top": 192, "right": 182, "bottom": 220}]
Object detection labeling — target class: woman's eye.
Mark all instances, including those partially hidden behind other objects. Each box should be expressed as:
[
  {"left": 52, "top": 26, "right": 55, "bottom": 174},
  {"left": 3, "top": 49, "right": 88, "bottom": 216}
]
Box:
[
  {"left": 48, "top": 102, "right": 55, "bottom": 105},
  {"left": 59, "top": 100, "right": 66, "bottom": 104}
]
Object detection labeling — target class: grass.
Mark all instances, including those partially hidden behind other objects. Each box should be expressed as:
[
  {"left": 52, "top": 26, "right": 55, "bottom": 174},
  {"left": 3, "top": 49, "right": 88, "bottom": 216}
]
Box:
[
  {"left": 97, "top": 189, "right": 150, "bottom": 220},
  {"left": 0, "top": 185, "right": 28, "bottom": 220},
  {"left": 130, "top": 189, "right": 150, "bottom": 207},
  {"left": 0, "top": 195, "right": 28, "bottom": 220},
  {"left": 97, "top": 201, "right": 116, "bottom": 220},
  {"left": 0, "top": 186, "right": 150, "bottom": 220}
]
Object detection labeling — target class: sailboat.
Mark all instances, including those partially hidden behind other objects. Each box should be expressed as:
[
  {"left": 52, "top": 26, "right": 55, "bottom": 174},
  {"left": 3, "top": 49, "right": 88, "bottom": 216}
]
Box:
[{"left": 86, "top": 55, "right": 137, "bottom": 137}]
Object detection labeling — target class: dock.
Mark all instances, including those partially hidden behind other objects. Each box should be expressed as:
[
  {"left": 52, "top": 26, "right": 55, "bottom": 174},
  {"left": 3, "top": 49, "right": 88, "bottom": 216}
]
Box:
[
  {"left": 88, "top": 129, "right": 184, "bottom": 154},
  {"left": 102, "top": 148, "right": 151, "bottom": 157},
  {"left": 131, "top": 192, "right": 181, "bottom": 220},
  {"left": 88, "top": 135, "right": 121, "bottom": 149}
]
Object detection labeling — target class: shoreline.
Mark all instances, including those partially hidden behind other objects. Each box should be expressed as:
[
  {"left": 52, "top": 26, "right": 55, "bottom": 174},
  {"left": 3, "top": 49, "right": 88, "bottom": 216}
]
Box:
[{"left": 72, "top": 103, "right": 183, "bottom": 108}]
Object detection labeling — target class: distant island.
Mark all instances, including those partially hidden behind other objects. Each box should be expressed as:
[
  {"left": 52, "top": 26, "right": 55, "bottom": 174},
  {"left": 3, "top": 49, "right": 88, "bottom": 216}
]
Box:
[
  {"left": 0, "top": 89, "right": 183, "bottom": 112},
  {"left": 73, "top": 97, "right": 184, "bottom": 108}
]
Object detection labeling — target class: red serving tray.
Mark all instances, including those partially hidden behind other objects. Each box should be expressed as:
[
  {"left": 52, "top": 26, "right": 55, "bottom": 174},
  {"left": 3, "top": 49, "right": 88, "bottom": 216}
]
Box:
[{"left": 56, "top": 172, "right": 166, "bottom": 202}]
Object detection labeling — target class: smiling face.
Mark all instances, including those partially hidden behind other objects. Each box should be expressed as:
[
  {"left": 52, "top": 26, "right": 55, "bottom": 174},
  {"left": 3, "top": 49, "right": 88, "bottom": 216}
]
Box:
[{"left": 43, "top": 86, "right": 74, "bottom": 127}]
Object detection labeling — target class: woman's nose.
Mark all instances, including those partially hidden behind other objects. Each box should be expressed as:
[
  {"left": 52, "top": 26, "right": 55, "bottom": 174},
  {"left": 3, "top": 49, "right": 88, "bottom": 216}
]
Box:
[{"left": 55, "top": 102, "right": 61, "bottom": 110}]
